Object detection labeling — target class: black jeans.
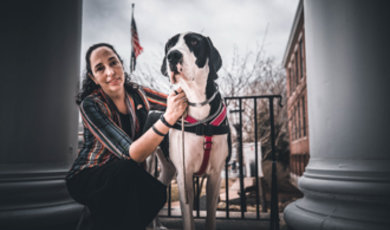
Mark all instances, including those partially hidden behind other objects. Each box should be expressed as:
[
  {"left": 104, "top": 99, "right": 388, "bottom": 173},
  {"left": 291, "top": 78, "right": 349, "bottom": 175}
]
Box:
[
  {"left": 66, "top": 111, "right": 169, "bottom": 230},
  {"left": 66, "top": 159, "right": 166, "bottom": 230}
]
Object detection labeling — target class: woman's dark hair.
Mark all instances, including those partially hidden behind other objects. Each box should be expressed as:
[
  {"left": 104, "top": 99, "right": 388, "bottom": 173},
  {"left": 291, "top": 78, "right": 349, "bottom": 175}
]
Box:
[{"left": 76, "top": 43, "right": 131, "bottom": 105}]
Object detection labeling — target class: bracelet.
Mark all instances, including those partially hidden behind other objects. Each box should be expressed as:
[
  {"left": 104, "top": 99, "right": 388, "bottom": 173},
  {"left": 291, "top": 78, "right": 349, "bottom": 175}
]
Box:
[
  {"left": 160, "top": 114, "right": 174, "bottom": 128},
  {"left": 152, "top": 125, "right": 167, "bottom": 136}
]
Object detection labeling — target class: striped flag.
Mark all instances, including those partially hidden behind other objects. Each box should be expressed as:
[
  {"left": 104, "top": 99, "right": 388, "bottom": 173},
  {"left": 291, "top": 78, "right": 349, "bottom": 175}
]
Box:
[{"left": 130, "top": 5, "right": 143, "bottom": 72}]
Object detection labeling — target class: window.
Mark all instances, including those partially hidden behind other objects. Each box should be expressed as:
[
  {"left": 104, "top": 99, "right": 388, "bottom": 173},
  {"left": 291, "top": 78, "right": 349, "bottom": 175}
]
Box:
[
  {"left": 294, "top": 106, "right": 298, "bottom": 140},
  {"left": 299, "top": 39, "right": 304, "bottom": 79},
  {"left": 302, "top": 96, "right": 306, "bottom": 137},
  {"left": 292, "top": 114, "right": 295, "bottom": 140},
  {"left": 288, "top": 68, "right": 293, "bottom": 95},
  {"left": 298, "top": 101, "right": 301, "bottom": 138},
  {"left": 289, "top": 61, "right": 295, "bottom": 92},
  {"left": 291, "top": 109, "right": 295, "bottom": 141},
  {"left": 295, "top": 51, "right": 299, "bottom": 86},
  {"left": 290, "top": 113, "right": 293, "bottom": 141}
]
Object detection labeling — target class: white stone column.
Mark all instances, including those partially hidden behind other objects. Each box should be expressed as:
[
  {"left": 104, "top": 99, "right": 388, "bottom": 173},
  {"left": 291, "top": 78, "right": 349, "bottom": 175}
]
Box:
[
  {"left": 284, "top": 1, "right": 390, "bottom": 229},
  {"left": 0, "top": 0, "right": 83, "bottom": 229}
]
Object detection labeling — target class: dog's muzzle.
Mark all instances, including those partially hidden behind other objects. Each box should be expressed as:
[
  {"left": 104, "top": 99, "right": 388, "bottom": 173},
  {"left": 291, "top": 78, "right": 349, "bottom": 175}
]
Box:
[{"left": 167, "top": 50, "right": 183, "bottom": 74}]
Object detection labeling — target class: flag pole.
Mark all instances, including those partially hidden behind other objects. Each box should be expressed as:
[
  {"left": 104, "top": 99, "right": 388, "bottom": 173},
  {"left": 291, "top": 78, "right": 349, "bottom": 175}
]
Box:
[{"left": 130, "top": 3, "right": 135, "bottom": 73}]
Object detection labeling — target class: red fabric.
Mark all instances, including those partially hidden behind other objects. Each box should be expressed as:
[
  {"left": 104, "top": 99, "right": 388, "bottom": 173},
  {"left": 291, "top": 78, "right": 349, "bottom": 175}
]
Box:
[
  {"left": 131, "top": 16, "right": 143, "bottom": 58},
  {"left": 185, "top": 115, "right": 198, "bottom": 123},
  {"left": 187, "top": 105, "right": 227, "bottom": 176},
  {"left": 210, "top": 106, "right": 227, "bottom": 125},
  {"left": 194, "top": 136, "right": 212, "bottom": 176}
]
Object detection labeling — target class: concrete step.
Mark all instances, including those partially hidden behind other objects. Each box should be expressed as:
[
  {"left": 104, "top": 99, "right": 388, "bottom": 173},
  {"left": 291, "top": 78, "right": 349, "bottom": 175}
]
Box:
[{"left": 151, "top": 209, "right": 288, "bottom": 230}]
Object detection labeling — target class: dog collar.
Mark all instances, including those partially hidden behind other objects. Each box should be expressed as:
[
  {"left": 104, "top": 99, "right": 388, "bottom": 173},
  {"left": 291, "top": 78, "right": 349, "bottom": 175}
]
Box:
[{"left": 188, "top": 91, "right": 218, "bottom": 107}]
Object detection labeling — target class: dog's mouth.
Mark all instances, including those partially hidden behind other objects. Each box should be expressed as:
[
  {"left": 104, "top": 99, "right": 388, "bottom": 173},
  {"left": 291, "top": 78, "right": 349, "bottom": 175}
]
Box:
[{"left": 169, "top": 63, "right": 183, "bottom": 84}]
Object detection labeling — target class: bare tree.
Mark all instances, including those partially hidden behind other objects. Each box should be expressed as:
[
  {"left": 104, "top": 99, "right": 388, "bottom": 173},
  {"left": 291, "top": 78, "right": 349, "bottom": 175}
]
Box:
[
  {"left": 130, "top": 54, "right": 170, "bottom": 93},
  {"left": 218, "top": 46, "right": 289, "bottom": 166}
]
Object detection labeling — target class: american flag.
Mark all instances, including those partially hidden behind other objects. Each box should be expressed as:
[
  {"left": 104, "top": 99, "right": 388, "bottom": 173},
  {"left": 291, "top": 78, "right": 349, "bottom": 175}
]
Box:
[{"left": 130, "top": 12, "right": 143, "bottom": 72}]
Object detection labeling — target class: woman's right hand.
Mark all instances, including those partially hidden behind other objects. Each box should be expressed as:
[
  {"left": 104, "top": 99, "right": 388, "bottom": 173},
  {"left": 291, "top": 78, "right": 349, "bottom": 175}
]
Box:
[{"left": 163, "top": 87, "right": 188, "bottom": 125}]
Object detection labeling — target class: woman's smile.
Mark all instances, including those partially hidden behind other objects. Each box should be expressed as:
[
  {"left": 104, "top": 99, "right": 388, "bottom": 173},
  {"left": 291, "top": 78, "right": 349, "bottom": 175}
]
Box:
[{"left": 108, "top": 78, "right": 122, "bottom": 86}]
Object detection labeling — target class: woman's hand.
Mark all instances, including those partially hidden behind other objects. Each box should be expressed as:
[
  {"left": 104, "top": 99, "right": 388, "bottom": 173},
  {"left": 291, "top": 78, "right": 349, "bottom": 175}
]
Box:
[
  {"left": 163, "top": 87, "right": 188, "bottom": 125},
  {"left": 129, "top": 87, "right": 187, "bottom": 162}
]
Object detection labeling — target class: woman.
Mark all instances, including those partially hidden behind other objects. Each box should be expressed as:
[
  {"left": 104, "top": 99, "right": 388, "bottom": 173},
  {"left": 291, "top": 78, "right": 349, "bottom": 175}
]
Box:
[{"left": 66, "top": 43, "right": 187, "bottom": 230}]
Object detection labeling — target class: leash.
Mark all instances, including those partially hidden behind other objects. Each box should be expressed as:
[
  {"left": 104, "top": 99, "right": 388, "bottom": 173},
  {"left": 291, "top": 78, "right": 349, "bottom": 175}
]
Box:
[
  {"left": 173, "top": 87, "right": 189, "bottom": 204},
  {"left": 181, "top": 114, "right": 189, "bottom": 204}
]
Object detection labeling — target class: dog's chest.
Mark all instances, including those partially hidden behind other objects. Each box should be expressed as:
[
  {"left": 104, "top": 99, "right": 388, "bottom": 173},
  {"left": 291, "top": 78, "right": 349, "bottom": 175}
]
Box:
[{"left": 169, "top": 129, "right": 228, "bottom": 175}]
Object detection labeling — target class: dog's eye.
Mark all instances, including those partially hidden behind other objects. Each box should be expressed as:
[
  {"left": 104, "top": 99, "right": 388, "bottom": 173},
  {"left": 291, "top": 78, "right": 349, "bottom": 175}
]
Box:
[{"left": 190, "top": 39, "right": 198, "bottom": 46}]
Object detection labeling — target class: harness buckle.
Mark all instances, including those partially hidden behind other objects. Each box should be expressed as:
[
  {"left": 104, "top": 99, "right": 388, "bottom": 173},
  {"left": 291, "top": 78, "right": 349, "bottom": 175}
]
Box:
[
  {"left": 195, "top": 125, "right": 214, "bottom": 136},
  {"left": 195, "top": 125, "right": 205, "bottom": 136},
  {"left": 203, "top": 141, "right": 213, "bottom": 150}
]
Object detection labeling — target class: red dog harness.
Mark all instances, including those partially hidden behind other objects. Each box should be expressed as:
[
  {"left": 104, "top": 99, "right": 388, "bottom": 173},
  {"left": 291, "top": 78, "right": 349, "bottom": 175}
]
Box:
[{"left": 183, "top": 105, "right": 228, "bottom": 176}]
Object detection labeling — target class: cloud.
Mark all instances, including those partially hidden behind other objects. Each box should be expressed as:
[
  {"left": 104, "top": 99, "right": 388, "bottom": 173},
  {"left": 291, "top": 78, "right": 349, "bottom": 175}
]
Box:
[{"left": 82, "top": 0, "right": 299, "bottom": 74}]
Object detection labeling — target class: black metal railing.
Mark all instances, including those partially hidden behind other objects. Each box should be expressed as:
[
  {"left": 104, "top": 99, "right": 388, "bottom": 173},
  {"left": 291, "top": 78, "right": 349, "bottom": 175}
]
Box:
[{"left": 163, "top": 95, "right": 283, "bottom": 230}]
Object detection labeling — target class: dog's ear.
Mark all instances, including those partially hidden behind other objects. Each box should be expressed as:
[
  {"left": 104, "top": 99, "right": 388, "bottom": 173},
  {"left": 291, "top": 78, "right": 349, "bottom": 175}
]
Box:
[
  {"left": 161, "top": 56, "right": 168, "bottom": 77},
  {"left": 206, "top": 37, "right": 222, "bottom": 80}
]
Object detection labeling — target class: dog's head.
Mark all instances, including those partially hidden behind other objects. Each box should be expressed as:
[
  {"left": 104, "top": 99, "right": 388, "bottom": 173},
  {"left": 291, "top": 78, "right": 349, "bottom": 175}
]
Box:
[{"left": 161, "top": 32, "right": 222, "bottom": 85}]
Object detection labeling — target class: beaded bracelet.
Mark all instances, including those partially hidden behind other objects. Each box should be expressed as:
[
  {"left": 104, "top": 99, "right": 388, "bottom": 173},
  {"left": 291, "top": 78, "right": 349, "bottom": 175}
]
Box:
[
  {"left": 160, "top": 114, "right": 174, "bottom": 128},
  {"left": 152, "top": 125, "right": 167, "bottom": 136}
]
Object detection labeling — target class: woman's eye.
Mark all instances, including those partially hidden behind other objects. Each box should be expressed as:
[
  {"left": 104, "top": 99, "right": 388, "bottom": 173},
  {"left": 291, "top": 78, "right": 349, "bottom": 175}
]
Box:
[
  {"left": 96, "top": 67, "right": 104, "bottom": 72},
  {"left": 110, "top": 60, "right": 118, "bottom": 66}
]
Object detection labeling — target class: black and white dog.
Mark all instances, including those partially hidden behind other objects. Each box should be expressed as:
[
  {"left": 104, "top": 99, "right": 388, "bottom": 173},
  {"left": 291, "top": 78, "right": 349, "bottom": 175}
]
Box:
[{"left": 161, "top": 32, "right": 230, "bottom": 230}]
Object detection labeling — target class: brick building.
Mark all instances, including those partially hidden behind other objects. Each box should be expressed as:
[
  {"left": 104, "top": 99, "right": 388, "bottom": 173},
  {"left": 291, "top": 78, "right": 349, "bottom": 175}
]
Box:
[{"left": 282, "top": 0, "right": 309, "bottom": 186}]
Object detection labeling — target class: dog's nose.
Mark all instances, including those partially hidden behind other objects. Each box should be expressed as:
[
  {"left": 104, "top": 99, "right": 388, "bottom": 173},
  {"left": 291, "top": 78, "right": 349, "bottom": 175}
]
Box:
[{"left": 167, "top": 50, "right": 183, "bottom": 64}]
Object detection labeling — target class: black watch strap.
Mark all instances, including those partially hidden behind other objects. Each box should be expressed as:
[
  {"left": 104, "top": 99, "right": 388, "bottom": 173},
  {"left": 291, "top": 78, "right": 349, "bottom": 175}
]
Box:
[
  {"left": 160, "top": 114, "right": 174, "bottom": 128},
  {"left": 152, "top": 125, "right": 167, "bottom": 136}
]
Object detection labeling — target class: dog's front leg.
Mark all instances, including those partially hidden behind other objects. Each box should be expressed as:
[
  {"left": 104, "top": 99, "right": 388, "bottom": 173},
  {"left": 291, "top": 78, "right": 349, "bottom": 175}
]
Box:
[
  {"left": 205, "top": 173, "right": 222, "bottom": 230},
  {"left": 177, "top": 172, "right": 195, "bottom": 230}
]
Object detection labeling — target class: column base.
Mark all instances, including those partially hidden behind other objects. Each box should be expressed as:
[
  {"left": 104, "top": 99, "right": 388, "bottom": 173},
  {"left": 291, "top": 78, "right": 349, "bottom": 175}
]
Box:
[
  {"left": 284, "top": 159, "right": 390, "bottom": 230},
  {"left": 0, "top": 168, "right": 83, "bottom": 229},
  {"left": 285, "top": 199, "right": 388, "bottom": 230},
  {"left": 0, "top": 202, "right": 83, "bottom": 229}
]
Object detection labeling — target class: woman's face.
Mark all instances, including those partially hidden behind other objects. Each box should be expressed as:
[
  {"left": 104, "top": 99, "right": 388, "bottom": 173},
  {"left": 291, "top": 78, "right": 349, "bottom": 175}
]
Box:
[{"left": 89, "top": 46, "right": 125, "bottom": 96}]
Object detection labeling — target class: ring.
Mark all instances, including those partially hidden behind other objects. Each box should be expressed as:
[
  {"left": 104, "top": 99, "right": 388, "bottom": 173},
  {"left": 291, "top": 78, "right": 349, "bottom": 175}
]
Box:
[{"left": 174, "top": 90, "right": 179, "bottom": 95}]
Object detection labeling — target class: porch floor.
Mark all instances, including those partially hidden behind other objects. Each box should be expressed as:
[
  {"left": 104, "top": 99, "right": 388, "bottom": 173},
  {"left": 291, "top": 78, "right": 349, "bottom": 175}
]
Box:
[{"left": 153, "top": 209, "right": 288, "bottom": 230}]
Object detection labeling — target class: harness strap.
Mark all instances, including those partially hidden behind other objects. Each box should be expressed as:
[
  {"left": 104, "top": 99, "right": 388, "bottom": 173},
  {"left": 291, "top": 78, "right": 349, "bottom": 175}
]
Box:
[
  {"left": 172, "top": 105, "right": 229, "bottom": 136},
  {"left": 173, "top": 123, "right": 229, "bottom": 136},
  {"left": 191, "top": 105, "right": 228, "bottom": 176},
  {"left": 175, "top": 103, "right": 224, "bottom": 127},
  {"left": 194, "top": 136, "right": 212, "bottom": 176}
]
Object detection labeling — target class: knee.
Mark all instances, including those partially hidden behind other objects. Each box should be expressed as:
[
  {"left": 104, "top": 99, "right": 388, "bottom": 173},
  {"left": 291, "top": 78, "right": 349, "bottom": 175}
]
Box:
[
  {"left": 108, "top": 159, "right": 143, "bottom": 193},
  {"left": 156, "top": 185, "right": 167, "bottom": 208}
]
